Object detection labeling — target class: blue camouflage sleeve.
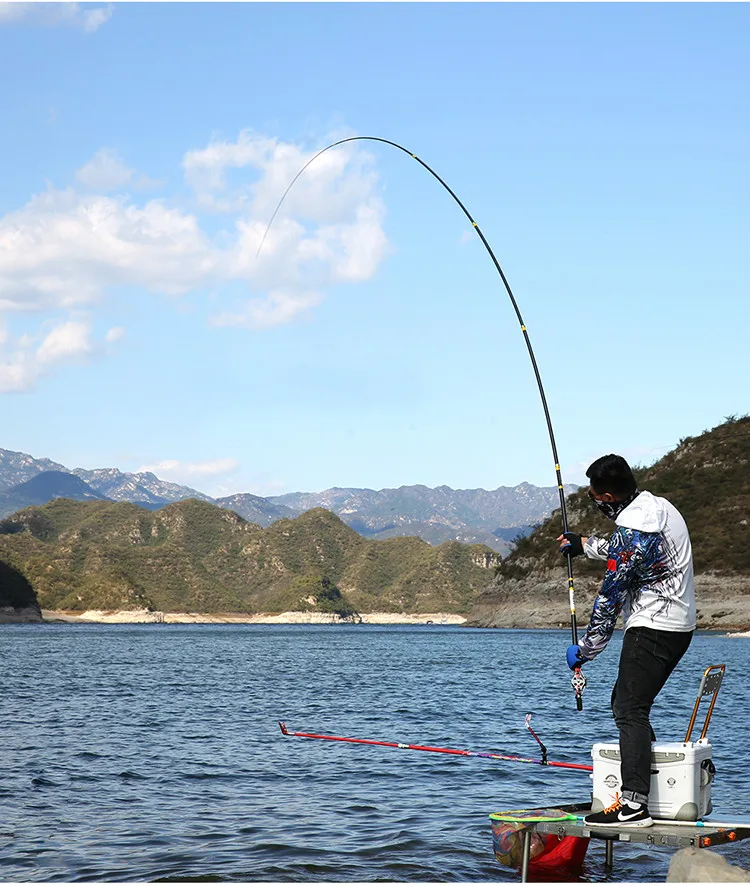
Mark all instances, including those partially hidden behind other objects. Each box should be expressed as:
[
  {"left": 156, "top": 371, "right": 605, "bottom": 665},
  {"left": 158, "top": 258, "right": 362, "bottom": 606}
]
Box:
[{"left": 578, "top": 527, "right": 658, "bottom": 660}]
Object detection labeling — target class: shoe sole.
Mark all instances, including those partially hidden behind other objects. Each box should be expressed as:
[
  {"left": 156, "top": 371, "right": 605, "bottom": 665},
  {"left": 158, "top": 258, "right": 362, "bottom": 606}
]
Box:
[{"left": 585, "top": 818, "right": 654, "bottom": 829}]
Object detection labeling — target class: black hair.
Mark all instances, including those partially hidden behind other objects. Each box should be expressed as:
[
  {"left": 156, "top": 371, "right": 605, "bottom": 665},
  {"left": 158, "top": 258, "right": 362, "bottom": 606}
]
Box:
[{"left": 586, "top": 454, "right": 637, "bottom": 498}]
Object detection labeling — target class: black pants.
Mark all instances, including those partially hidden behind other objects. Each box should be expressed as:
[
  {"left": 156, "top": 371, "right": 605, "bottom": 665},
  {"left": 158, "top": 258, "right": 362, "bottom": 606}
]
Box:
[{"left": 611, "top": 626, "right": 693, "bottom": 804}]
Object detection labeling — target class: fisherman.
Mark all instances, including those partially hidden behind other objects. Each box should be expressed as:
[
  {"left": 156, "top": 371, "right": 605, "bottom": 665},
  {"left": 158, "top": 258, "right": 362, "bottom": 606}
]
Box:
[{"left": 558, "top": 454, "right": 696, "bottom": 828}]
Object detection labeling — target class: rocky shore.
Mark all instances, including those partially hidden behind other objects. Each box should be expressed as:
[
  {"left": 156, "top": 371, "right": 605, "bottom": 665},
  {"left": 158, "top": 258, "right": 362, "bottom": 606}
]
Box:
[
  {"left": 3, "top": 568, "right": 747, "bottom": 632},
  {"left": 467, "top": 570, "right": 750, "bottom": 633},
  {"left": 1, "top": 595, "right": 747, "bottom": 632},
  {"left": 0, "top": 605, "right": 43, "bottom": 623},
  {"left": 39, "top": 609, "right": 466, "bottom": 625}
]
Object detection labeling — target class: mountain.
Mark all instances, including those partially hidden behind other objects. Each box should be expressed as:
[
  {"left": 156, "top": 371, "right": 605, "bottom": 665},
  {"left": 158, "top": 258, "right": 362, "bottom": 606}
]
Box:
[
  {"left": 72, "top": 467, "right": 213, "bottom": 505},
  {"left": 0, "top": 499, "right": 500, "bottom": 616},
  {"left": 0, "top": 471, "right": 110, "bottom": 519},
  {"left": 0, "top": 449, "right": 212, "bottom": 506},
  {"left": 0, "top": 448, "right": 576, "bottom": 552},
  {"left": 0, "top": 449, "right": 68, "bottom": 492},
  {"left": 467, "top": 415, "right": 750, "bottom": 631},
  {"left": 214, "top": 493, "right": 298, "bottom": 526},
  {"left": 268, "top": 483, "right": 576, "bottom": 553}
]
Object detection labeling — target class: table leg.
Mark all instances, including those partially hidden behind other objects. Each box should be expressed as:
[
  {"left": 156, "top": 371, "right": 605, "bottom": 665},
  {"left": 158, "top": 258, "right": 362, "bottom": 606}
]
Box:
[
  {"left": 604, "top": 838, "right": 614, "bottom": 869},
  {"left": 520, "top": 828, "right": 532, "bottom": 883}
]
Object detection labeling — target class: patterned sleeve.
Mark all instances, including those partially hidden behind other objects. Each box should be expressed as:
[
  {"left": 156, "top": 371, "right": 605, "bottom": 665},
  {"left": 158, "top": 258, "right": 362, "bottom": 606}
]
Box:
[
  {"left": 578, "top": 527, "right": 656, "bottom": 660},
  {"left": 584, "top": 535, "right": 610, "bottom": 561}
]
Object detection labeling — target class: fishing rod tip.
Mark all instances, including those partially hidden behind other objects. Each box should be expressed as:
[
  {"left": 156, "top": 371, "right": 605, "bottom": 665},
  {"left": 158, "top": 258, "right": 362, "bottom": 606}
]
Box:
[{"left": 278, "top": 721, "right": 289, "bottom": 735}]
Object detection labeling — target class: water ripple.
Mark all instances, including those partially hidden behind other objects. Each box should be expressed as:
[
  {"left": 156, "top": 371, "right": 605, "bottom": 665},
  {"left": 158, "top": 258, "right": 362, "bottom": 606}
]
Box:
[{"left": 1, "top": 625, "right": 748, "bottom": 882}]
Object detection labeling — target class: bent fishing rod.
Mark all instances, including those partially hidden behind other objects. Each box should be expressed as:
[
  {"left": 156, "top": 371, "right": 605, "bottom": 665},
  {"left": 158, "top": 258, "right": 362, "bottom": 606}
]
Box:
[
  {"left": 278, "top": 721, "right": 592, "bottom": 772},
  {"left": 258, "top": 136, "right": 585, "bottom": 709}
]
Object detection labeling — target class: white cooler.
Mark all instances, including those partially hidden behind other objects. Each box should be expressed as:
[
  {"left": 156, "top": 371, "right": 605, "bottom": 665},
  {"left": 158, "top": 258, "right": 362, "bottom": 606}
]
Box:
[{"left": 591, "top": 739, "right": 715, "bottom": 820}]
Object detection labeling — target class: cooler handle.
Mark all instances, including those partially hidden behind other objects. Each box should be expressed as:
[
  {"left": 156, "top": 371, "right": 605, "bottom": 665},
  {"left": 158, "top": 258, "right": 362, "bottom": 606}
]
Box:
[{"left": 684, "top": 664, "right": 726, "bottom": 742}]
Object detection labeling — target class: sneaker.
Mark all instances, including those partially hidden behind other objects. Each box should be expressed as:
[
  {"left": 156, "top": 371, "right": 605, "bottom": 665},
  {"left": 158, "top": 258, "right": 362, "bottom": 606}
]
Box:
[{"left": 584, "top": 797, "right": 653, "bottom": 828}]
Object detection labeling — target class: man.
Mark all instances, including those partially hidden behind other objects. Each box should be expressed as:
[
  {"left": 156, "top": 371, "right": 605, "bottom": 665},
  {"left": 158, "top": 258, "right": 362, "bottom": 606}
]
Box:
[{"left": 558, "top": 454, "right": 696, "bottom": 828}]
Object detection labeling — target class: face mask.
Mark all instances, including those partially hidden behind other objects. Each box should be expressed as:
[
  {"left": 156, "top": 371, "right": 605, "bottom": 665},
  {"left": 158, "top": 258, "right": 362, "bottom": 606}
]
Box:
[{"left": 590, "top": 488, "right": 640, "bottom": 521}]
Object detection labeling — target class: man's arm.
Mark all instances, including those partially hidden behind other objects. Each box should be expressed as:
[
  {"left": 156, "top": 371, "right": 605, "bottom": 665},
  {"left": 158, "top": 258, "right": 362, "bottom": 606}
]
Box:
[
  {"left": 584, "top": 535, "right": 610, "bottom": 561},
  {"left": 578, "top": 527, "right": 654, "bottom": 660}
]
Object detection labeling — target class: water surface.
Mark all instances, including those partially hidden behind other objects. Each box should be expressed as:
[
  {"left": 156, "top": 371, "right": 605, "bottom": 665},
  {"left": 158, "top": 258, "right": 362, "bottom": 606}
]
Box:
[{"left": 1, "top": 624, "right": 748, "bottom": 881}]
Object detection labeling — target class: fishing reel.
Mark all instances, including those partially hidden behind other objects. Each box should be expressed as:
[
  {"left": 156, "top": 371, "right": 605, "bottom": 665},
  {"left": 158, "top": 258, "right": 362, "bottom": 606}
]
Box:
[{"left": 571, "top": 668, "right": 587, "bottom": 710}]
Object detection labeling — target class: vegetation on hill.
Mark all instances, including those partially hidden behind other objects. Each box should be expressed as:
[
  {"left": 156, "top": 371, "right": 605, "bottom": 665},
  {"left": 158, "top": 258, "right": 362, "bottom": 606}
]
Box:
[
  {"left": 0, "top": 500, "right": 499, "bottom": 615},
  {"left": 0, "top": 560, "right": 40, "bottom": 612},
  {"left": 493, "top": 415, "right": 750, "bottom": 584},
  {"left": 637, "top": 415, "right": 750, "bottom": 573},
  {"left": 4, "top": 416, "right": 743, "bottom": 622},
  {"left": 469, "top": 416, "right": 750, "bottom": 628}
]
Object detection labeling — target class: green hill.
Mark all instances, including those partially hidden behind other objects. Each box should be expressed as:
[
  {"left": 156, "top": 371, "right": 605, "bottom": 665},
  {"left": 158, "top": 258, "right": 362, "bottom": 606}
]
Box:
[
  {"left": 0, "top": 499, "right": 499, "bottom": 616},
  {"left": 0, "top": 560, "right": 41, "bottom": 617},
  {"left": 468, "top": 415, "right": 750, "bottom": 630}
]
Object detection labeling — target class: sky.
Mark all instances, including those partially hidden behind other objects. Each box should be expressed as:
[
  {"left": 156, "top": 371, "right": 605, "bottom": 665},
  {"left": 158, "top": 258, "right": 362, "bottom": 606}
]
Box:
[{"left": 0, "top": 2, "right": 747, "bottom": 498}]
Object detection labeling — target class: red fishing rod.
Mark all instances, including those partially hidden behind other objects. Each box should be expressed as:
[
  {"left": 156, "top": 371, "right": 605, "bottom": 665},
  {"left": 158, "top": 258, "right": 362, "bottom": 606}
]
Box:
[{"left": 279, "top": 722, "right": 592, "bottom": 772}]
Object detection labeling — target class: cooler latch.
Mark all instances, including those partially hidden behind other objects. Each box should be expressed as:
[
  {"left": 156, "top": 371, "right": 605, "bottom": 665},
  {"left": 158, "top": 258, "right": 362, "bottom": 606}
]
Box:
[{"left": 700, "top": 758, "right": 716, "bottom": 786}]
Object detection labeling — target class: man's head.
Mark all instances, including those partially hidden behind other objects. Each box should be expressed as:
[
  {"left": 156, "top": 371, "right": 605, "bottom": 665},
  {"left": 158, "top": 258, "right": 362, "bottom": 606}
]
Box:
[{"left": 585, "top": 454, "right": 637, "bottom": 503}]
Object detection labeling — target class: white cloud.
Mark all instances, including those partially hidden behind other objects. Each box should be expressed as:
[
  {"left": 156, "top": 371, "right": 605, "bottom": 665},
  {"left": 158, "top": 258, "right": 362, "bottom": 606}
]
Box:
[
  {"left": 0, "top": 188, "right": 217, "bottom": 311},
  {"left": 0, "top": 130, "right": 390, "bottom": 388},
  {"left": 211, "top": 289, "right": 322, "bottom": 331},
  {"left": 0, "top": 3, "right": 113, "bottom": 32},
  {"left": 182, "top": 130, "right": 381, "bottom": 224},
  {"left": 230, "top": 201, "right": 389, "bottom": 291},
  {"left": 315, "top": 202, "right": 389, "bottom": 283},
  {"left": 80, "top": 4, "right": 112, "bottom": 32},
  {"left": 75, "top": 148, "right": 162, "bottom": 192},
  {"left": 105, "top": 326, "right": 125, "bottom": 343},
  {"left": 0, "top": 316, "right": 101, "bottom": 392},
  {"left": 183, "top": 131, "right": 277, "bottom": 213},
  {"left": 0, "top": 357, "right": 36, "bottom": 394},
  {"left": 2, "top": 132, "right": 388, "bottom": 313},
  {"left": 76, "top": 149, "right": 134, "bottom": 192},
  {"left": 36, "top": 319, "right": 92, "bottom": 365},
  {"left": 137, "top": 458, "right": 240, "bottom": 481},
  {"left": 140, "top": 459, "right": 180, "bottom": 475}
]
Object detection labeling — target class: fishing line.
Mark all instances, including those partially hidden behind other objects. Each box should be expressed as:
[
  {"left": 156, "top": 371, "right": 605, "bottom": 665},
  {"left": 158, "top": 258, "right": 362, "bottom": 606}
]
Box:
[{"left": 258, "top": 136, "right": 585, "bottom": 708}]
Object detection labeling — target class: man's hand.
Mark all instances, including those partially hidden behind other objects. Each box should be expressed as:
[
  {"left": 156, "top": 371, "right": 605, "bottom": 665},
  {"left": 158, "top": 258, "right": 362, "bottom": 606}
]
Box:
[
  {"left": 557, "top": 532, "right": 588, "bottom": 557},
  {"left": 566, "top": 644, "right": 590, "bottom": 670}
]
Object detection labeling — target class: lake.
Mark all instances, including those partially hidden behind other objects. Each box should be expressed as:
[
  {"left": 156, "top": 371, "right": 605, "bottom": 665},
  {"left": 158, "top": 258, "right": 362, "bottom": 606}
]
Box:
[{"left": 1, "top": 624, "right": 748, "bottom": 881}]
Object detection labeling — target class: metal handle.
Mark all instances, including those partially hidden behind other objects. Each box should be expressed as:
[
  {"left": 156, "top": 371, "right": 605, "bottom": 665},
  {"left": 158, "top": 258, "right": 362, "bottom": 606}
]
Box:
[{"left": 684, "top": 664, "right": 726, "bottom": 742}]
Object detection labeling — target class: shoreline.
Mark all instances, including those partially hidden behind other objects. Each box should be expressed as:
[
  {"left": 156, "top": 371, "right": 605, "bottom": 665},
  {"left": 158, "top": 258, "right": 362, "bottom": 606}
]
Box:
[
  {"left": 40, "top": 609, "right": 467, "bottom": 625},
  {"left": 12, "top": 608, "right": 748, "bottom": 634}
]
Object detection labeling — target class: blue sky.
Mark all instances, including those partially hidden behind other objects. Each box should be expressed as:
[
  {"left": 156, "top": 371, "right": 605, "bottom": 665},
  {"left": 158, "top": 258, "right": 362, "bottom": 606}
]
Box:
[{"left": 0, "top": 2, "right": 747, "bottom": 498}]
